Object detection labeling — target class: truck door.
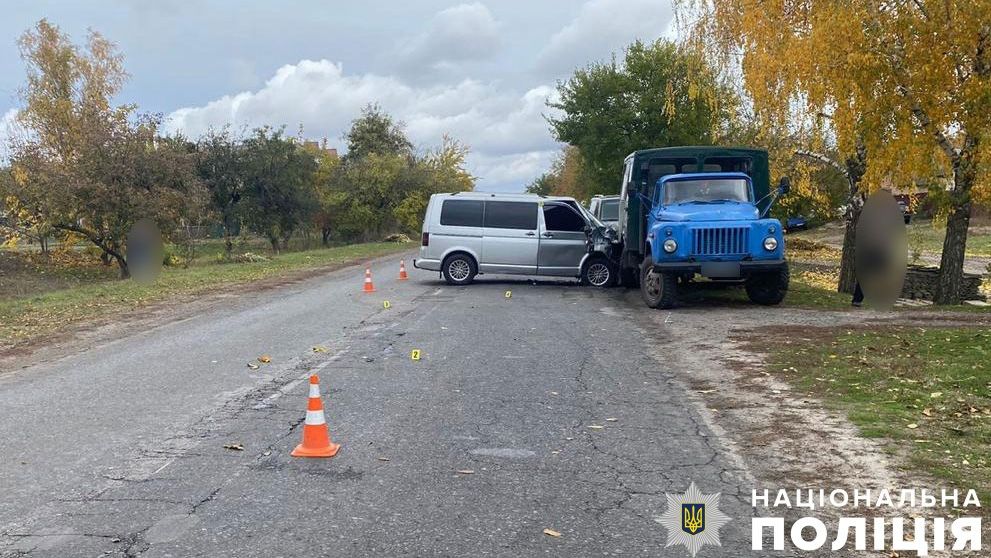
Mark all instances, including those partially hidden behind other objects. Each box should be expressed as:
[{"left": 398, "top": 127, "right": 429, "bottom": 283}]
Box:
[{"left": 537, "top": 202, "right": 588, "bottom": 277}]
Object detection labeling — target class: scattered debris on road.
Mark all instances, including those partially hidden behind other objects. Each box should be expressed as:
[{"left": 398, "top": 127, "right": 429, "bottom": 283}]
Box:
[
  {"left": 257, "top": 354, "right": 272, "bottom": 363},
  {"left": 223, "top": 443, "right": 244, "bottom": 451},
  {"left": 542, "top": 529, "right": 562, "bottom": 538}
]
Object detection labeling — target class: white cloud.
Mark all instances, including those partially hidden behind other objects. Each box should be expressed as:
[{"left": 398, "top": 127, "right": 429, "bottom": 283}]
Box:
[
  {"left": 397, "top": 3, "right": 501, "bottom": 76},
  {"left": 163, "top": 59, "right": 562, "bottom": 191},
  {"left": 0, "top": 109, "right": 24, "bottom": 162},
  {"left": 537, "top": 0, "right": 674, "bottom": 75},
  {"left": 470, "top": 149, "right": 560, "bottom": 192}
]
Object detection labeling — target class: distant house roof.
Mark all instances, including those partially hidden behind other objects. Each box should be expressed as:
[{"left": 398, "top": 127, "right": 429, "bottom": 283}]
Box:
[{"left": 303, "top": 140, "right": 339, "bottom": 159}]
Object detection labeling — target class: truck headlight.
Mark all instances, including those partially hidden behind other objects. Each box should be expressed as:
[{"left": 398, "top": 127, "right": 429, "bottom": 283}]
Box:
[
  {"left": 663, "top": 239, "right": 678, "bottom": 253},
  {"left": 763, "top": 237, "right": 778, "bottom": 251}
]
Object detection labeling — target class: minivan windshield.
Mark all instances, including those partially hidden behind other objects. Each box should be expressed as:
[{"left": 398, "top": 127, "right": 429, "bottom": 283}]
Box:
[
  {"left": 661, "top": 178, "right": 751, "bottom": 205},
  {"left": 598, "top": 199, "right": 619, "bottom": 221}
]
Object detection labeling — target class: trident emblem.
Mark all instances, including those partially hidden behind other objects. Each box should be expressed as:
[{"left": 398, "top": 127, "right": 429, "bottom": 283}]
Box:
[{"left": 682, "top": 504, "right": 705, "bottom": 535}]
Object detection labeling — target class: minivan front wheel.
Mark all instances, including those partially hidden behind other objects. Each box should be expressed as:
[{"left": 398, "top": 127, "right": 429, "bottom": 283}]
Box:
[
  {"left": 581, "top": 258, "right": 615, "bottom": 287},
  {"left": 442, "top": 253, "right": 477, "bottom": 286}
]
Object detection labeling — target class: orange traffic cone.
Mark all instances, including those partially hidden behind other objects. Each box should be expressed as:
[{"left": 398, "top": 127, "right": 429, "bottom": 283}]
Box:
[
  {"left": 398, "top": 260, "right": 409, "bottom": 281},
  {"left": 291, "top": 375, "right": 340, "bottom": 458},
  {"left": 363, "top": 267, "right": 376, "bottom": 293}
]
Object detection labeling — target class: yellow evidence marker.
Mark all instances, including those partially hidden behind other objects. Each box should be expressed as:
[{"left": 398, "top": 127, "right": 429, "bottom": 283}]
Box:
[
  {"left": 505, "top": 290, "right": 512, "bottom": 299},
  {"left": 383, "top": 300, "right": 391, "bottom": 309},
  {"left": 411, "top": 349, "right": 421, "bottom": 361}
]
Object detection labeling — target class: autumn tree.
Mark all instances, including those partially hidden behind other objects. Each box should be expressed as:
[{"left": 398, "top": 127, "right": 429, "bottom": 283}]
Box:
[
  {"left": 525, "top": 146, "right": 595, "bottom": 201},
  {"left": 3, "top": 20, "right": 202, "bottom": 277},
  {"left": 549, "top": 39, "right": 737, "bottom": 195},
  {"left": 393, "top": 136, "right": 475, "bottom": 233},
  {"left": 679, "top": 1, "right": 991, "bottom": 303},
  {"left": 343, "top": 104, "right": 414, "bottom": 163},
  {"left": 196, "top": 128, "right": 247, "bottom": 257},
  {"left": 239, "top": 127, "right": 318, "bottom": 254},
  {"left": 300, "top": 141, "right": 342, "bottom": 246}
]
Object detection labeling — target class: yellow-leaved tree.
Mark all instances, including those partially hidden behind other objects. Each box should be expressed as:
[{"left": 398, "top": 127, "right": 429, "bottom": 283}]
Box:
[{"left": 678, "top": 0, "right": 991, "bottom": 303}]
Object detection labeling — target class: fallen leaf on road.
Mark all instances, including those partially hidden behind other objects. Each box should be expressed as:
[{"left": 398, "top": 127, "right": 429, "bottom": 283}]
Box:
[
  {"left": 922, "top": 408, "right": 932, "bottom": 417},
  {"left": 605, "top": 418, "right": 618, "bottom": 422},
  {"left": 543, "top": 529, "right": 562, "bottom": 538},
  {"left": 312, "top": 346, "right": 328, "bottom": 353},
  {"left": 246, "top": 362, "right": 260, "bottom": 370},
  {"left": 550, "top": 391, "right": 559, "bottom": 396},
  {"left": 906, "top": 424, "right": 919, "bottom": 429},
  {"left": 224, "top": 443, "right": 244, "bottom": 451},
  {"left": 257, "top": 355, "right": 272, "bottom": 364},
  {"left": 587, "top": 425, "right": 604, "bottom": 430},
  {"left": 456, "top": 469, "right": 475, "bottom": 475}
]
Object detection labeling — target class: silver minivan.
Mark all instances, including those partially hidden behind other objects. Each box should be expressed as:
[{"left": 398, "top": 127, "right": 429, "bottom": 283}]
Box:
[{"left": 413, "top": 192, "right": 615, "bottom": 286}]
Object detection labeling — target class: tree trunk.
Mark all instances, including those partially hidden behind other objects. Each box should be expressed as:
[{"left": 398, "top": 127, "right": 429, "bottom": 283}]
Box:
[
  {"left": 837, "top": 146, "right": 866, "bottom": 294},
  {"left": 322, "top": 228, "right": 331, "bottom": 246},
  {"left": 934, "top": 198, "right": 972, "bottom": 304},
  {"left": 269, "top": 237, "right": 280, "bottom": 255},
  {"left": 113, "top": 252, "right": 130, "bottom": 279},
  {"left": 837, "top": 205, "right": 861, "bottom": 294},
  {"left": 101, "top": 250, "right": 113, "bottom": 266},
  {"left": 222, "top": 213, "right": 236, "bottom": 258}
]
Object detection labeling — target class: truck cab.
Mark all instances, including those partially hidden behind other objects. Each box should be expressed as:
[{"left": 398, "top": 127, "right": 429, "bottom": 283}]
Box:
[{"left": 614, "top": 147, "right": 790, "bottom": 308}]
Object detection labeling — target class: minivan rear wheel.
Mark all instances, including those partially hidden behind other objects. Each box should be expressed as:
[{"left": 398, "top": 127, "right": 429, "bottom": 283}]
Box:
[{"left": 442, "top": 253, "right": 477, "bottom": 286}]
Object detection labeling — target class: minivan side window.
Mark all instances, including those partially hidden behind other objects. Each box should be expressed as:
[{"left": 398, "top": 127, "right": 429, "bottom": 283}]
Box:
[
  {"left": 543, "top": 204, "right": 586, "bottom": 232},
  {"left": 484, "top": 201, "right": 538, "bottom": 230},
  {"left": 440, "top": 199, "right": 484, "bottom": 227}
]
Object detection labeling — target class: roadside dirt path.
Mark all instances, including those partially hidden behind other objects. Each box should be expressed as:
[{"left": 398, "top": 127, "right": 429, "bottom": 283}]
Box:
[{"left": 632, "top": 292, "right": 990, "bottom": 542}]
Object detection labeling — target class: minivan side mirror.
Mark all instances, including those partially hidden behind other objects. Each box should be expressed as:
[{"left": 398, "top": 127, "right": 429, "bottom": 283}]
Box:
[{"left": 777, "top": 177, "right": 791, "bottom": 196}]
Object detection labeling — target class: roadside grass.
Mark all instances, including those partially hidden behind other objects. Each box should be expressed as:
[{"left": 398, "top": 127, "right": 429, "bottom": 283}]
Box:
[
  {"left": 767, "top": 326, "right": 991, "bottom": 503},
  {"left": 782, "top": 238, "right": 991, "bottom": 312},
  {"left": 793, "top": 219, "right": 991, "bottom": 258},
  {"left": 0, "top": 241, "right": 410, "bottom": 346}
]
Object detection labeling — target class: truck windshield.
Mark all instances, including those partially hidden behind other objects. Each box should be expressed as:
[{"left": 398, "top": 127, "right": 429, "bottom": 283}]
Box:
[
  {"left": 661, "top": 178, "right": 751, "bottom": 205},
  {"left": 599, "top": 199, "right": 619, "bottom": 221}
]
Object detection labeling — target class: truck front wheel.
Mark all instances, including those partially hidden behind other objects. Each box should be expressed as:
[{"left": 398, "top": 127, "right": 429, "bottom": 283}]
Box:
[
  {"left": 640, "top": 256, "right": 677, "bottom": 309},
  {"left": 745, "top": 263, "right": 790, "bottom": 305}
]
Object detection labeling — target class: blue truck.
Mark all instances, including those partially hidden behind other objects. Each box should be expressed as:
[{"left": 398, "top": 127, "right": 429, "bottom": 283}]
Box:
[{"left": 614, "top": 147, "right": 791, "bottom": 308}]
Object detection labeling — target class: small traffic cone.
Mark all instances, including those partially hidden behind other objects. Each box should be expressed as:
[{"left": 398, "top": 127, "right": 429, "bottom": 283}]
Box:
[
  {"left": 363, "top": 267, "right": 376, "bottom": 293},
  {"left": 398, "top": 260, "right": 409, "bottom": 281},
  {"left": 291, "top": 375, "right": 340, "bottom": 458}
]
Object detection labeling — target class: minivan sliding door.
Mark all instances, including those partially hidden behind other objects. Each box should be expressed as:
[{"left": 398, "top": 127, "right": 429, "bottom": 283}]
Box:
[{"left": 480, "top": 201, "right": 539, "bottom": 274}]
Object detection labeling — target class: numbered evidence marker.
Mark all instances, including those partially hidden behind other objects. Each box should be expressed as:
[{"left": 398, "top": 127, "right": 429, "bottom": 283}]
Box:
[
  {"left": 410, "top": 349, "right": 422, "bottom": 361},
  {"left": 505, "top": 290, "right": 512, "bottom": 299},
  {"left": 383, "top": 300, "right": 391, "bottom": 309}
]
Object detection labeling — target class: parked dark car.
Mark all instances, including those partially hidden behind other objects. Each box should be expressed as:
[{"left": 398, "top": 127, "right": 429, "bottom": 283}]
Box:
[{"left": 785, "top": 216, "right": 808, "bottom": 232}]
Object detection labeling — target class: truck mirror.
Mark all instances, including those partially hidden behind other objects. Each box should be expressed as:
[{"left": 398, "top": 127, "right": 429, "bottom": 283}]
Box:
[{"left": 777, "top": 177, "right": 791, "bottom": 196}]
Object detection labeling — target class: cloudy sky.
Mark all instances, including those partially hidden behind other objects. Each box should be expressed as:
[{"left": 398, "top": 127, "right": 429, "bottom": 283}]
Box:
[{"left": 0, "top": 0, "right": 675, "bottom": 191}]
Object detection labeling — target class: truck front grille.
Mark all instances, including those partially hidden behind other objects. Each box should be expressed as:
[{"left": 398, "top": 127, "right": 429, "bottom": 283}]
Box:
[{"left": 691, "top": 227, "right": 749, "bottom": 256}]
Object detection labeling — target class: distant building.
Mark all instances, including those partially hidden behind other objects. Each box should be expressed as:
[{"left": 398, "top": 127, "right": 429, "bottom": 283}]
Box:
[{"left": 303, "top": 139, "right": 339, "bottom": 160}]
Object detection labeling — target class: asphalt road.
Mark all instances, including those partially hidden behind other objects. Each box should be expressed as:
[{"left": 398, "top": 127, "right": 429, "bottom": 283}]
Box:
[{"left": 1, "top": 253, "right": 769, "bottom": 557}]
